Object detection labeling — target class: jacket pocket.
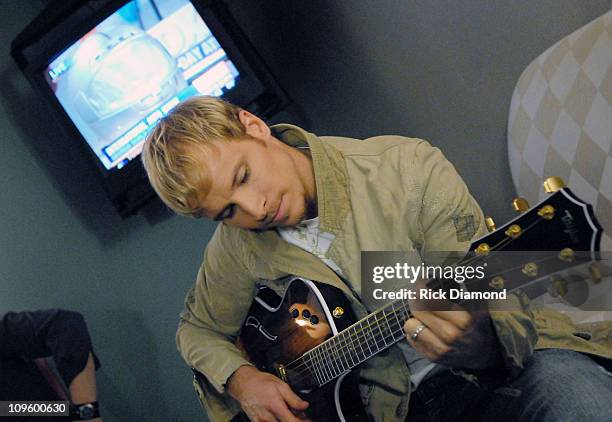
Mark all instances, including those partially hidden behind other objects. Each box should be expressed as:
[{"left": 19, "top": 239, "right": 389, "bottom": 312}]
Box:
[{"left": 573, "top": 331, "right": 592, "bottom": 341}]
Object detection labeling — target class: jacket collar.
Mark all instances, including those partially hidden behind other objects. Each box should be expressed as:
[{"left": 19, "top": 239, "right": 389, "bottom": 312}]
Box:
[
  {"left": 270, "top": 124, "right": 350, "bottom": 234},
  {"left": 233, "top": 124, "right": 353, "bottom": 295}
]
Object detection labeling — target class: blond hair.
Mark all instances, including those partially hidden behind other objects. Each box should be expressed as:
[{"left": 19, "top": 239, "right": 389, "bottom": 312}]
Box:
[{"left": 141, "top": 95, "right": 245, "bottom": 217}]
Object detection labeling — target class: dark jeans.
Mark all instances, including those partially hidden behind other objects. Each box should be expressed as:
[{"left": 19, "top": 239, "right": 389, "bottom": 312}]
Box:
[{"left": 407, "top": 349, "right": 612, "bottom": 422}]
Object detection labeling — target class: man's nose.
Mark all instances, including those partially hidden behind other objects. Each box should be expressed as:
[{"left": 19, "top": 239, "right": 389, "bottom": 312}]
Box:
[{"left": 237, "top": 190, "right": 267, "bottom": 222}]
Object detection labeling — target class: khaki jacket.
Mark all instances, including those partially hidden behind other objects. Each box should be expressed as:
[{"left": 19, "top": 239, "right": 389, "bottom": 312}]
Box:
[{"left": 177, "top": 124, "right": 612, "bottom": 421}]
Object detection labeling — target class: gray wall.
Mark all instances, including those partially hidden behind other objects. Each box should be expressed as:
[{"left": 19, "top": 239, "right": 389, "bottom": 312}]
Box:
[
  {"left": 1, "top": 1, "right": 610, "bottom": 421},
  {"left": 227, "top": 0, "right": 611, "bottom": 223}
]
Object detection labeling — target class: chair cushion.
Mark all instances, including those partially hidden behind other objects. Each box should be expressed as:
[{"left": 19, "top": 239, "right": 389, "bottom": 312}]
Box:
[{"left": 508, "top": 10, "right": 612, "bottom": 241}]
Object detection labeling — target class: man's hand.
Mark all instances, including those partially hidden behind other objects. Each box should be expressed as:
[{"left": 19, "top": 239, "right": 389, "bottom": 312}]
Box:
[
  {"left": 227, "top": 365, "right": 310, "bottom": 422},
  {"left": 403, "top": 309, "right": 502, "bottom": 369}
]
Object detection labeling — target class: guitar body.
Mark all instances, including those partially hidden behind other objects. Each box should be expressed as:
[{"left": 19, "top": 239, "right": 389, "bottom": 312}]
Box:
[{"left": 233, "top": 278, "right": 369, "bottom": 422}]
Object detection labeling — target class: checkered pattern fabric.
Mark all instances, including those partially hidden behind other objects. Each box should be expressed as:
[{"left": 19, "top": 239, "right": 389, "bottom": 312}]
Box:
[
  {"left": 508, "top": 10, "right": 612, "bottom": 244},
  {"left": 453, "top": 214, "right": 478, "bottom": 242}
]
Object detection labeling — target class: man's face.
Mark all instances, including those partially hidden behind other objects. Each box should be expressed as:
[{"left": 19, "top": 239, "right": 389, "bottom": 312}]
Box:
[{"left": 190, "top": 115, "right": 317, "bottom": 230}]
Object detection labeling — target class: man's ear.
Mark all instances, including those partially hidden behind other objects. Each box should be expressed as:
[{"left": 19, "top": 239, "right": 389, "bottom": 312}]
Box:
[{"left": 238, "top": 110, "right": 271, "bottom": 141}]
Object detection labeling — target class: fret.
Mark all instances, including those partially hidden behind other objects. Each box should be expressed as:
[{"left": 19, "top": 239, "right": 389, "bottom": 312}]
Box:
[
  {"left": 319, "top": 342, "right": 333, "bottom": 379},
  {"left": 310, "top": 347, "right": 324, "bottom": 385},
  {"left": 325, "top": 343, "right": 338, "bottom": 379},
  {"left": 390, "top": 302, "right": 405, "bottom": 341},
  {"left": 352, "top": 325, "right": 367, "bottom": 362},
  {"left": 306, "top": 351, "right": 324, "bottom": 386},
  {"left": 317, "top": 343, "right": 334, "bottom": 382},
  {"left": 382, "top": 307, "right": 395, "bottom": 343},
  {"left": 332, "top": 336, "right": 347, "bottom": 373},
  {"left": 336, "top": 333, "right": 352, "bottom": 370},
  {"left": 364, "top": 317, "right": 380, "bottom": 354},
  {"left": 337, "top": 332, "right": 352, "bottom": 368},
  {"left": 401, "top": 298, "right": 411, "bottom": 318},
  {"left": 374, "top": 312, "right": 388, "bottom": 347},
  {"left": 347, "top": 329, "right": 360, "bottom": 366},
  {"left": 313, "top": 354, "right": 325, "bottom": 386},
  {"left": 358, "top": 318, "right": 368, "bottom": 354},
  {"left": 371, "top": 315, "right": 384, "bottom": 350},
  {"left": 316, "top": 344, "right": 331, "bottom": 383},
  {"left": 324, "top": 344, "right": 336, "bottom": 381},
  {"left": 392, "top": 303, "right": 405, "bottom": 340},
  {"left": 359, "top": 321, "right": 373, "bottom": 357},
  {"left": 327, "top": 338, "right": 342, "bottom": 375}
]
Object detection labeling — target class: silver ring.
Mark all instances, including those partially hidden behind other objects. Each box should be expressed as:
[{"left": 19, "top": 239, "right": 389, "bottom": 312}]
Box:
[{"left": 411, "top": 324, "right": 427, "bottom": 341}]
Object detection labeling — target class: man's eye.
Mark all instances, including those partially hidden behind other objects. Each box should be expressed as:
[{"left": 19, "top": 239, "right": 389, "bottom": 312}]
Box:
[
  {"left": 223, "top": 205, "right": 236, "bottom": 220},
  {"left": 241, "top": 168, "right": 250, "bottom": 184}
]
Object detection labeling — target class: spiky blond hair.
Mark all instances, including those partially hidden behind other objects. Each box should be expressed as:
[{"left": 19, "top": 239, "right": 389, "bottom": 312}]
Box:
[{"left": 141, "top": 95, "right": 245, "bottom": 217}]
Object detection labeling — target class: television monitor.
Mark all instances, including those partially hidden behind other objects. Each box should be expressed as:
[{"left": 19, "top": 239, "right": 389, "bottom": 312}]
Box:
[{"left": 12, "top": 0, "right": 288, "bottom": 217}]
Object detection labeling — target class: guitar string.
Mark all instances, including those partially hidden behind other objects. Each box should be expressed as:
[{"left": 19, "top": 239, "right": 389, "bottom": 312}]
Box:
[
  {"left": 447, "top": 216, "right": 559, "bottom": 296},
  {"left": 428, "top": 216, "right": 546, "bottom": 292},
  {"left": 289, "top": 217, "right": 538, "bottom": 378},
  {"left": 284, "top": 304, "right": 410, "bottom": 386},
  {"left": 281, "top": 239, "right": 513, "bottom": 384},
  {"left": 281, "top": 232, "right": 518, "bottom": 383},
  {"left": 284, "top": 239, "right": 543, "bottom": 383},
  {"left": 419, "top": 222, "right": 529, "bottom": 291},
  {"left": 280, "top": 229, "right": 517, "bottom": 380},
  {"left": 295, "top": 245, "right": 583, "bottom": 387},
  {"left": 282, "top": 300, "right": 409, "bottom": 383},
  {"left": 296, "top": 211, "right": 593, "bottom": 384},
  {"left": 282, "top": 238, "right": 511, "bottom": 380},
  {"left": 281, "top": 214, "right": 561, "bottom": 384}
]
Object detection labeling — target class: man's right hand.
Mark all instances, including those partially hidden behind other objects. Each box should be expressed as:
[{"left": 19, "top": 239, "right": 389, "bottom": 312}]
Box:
[{"left": 227, "top": 365, "right": 310, "bottom": 422}]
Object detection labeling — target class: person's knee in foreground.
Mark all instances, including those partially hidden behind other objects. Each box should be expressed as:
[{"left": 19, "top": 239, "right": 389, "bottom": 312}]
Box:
[
  {"left": 0, "top": 309, "right": 103, "bottom": 421},
  {"left": 142, "top": 95, "right": 612, "bottom": 421}
]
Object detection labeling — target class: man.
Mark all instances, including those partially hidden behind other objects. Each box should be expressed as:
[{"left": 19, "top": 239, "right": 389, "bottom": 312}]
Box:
[
  {"left": 142, "top": 95, "right": 612, "bottom": 421},
  {"left": 0, "top": 309, "right": 103, "bottom": 421}
]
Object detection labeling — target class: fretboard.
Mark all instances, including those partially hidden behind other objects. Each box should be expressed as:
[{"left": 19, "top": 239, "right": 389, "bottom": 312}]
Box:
[{"left": 300, "top": 299, "right": 411, "bottom": 387}]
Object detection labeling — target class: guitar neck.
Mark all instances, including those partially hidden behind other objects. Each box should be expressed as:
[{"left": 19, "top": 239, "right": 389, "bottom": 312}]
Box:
[{"left": 299, "top": 299, "right": 410, "bottom": 387}]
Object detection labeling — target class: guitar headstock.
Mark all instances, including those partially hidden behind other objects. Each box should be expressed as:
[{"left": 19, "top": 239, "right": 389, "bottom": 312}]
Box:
[
  {"left": 472, "top": 188, "right": 602, "bottom": 256},
  {"left": 464, "top": 177, "right": 604, "bottom": 298}
]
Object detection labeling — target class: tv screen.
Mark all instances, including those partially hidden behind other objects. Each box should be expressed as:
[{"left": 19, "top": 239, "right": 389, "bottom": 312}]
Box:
[
  {"left": 46, "top": 0, "right": 240, "bottom": 172},
  {"left": 12, "top": 0, "right": 288, "bottom": 216}
]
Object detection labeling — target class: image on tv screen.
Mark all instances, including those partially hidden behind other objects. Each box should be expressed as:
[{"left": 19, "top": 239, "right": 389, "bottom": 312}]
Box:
[{"left": 46, "top": 0, "right": 240, "bottom": 171}]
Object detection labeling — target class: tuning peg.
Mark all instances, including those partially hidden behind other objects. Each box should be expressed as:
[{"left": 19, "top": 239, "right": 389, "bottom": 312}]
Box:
[
  {"left": 548, "top": 276, "right": 568, "bottom": 298},
  {"left": 522, "top": 262, "right": 538, "bottom": 277},
  {"left": 558, "top": 248, "right": 575, "bottom": 262},
  {"left": 489, "top": 276, "right": 505, "bottom": 290},
  {"left": 590, "top": 263, "right": 602, "bottom": 284},
  {"left": 475, "top": 243, "right": 491, "bottom": 256},
  {"left": 485, "top": 216, "right": 496, "bottom": 232},
  {"left": 538, "top": 205, "right": 555, "bottom": 220},
  {"left": 512, "top": 198, "right": 530, "bottom": 212},
  {"left": 544, "top": 176, "right": 566, "bottom": 193},
  {"left": 506, "top": 224, "right": 522, "bottom": 239}
]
